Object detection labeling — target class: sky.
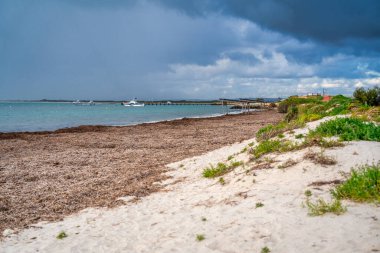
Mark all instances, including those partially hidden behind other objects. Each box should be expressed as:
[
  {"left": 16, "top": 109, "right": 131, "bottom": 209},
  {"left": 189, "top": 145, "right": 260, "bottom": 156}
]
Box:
[{"left": 1, "top": 0, "right": 380, "bottom": 100}]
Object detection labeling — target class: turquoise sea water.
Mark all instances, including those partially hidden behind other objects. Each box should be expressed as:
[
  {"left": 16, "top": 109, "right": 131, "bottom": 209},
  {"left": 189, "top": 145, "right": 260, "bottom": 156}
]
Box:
[{"left": 0, "top": 102, "right": 239, "bottom": 133}]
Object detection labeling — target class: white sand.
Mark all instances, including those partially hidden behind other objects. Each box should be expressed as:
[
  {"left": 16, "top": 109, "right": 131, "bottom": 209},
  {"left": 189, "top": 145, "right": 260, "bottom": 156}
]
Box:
[{"left": 1, "top": 117, "right": 380, "bottom": 253}]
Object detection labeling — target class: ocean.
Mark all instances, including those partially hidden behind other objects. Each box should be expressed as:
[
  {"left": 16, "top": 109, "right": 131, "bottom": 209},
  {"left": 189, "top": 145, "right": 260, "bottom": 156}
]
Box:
[{"left": 0, "top": 102, "right": 240, "bottom": 133}]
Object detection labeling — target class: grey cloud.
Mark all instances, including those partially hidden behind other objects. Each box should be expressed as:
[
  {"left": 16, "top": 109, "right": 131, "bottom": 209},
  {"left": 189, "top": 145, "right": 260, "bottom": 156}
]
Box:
[{"left": 154, "top": 0, "right": 380, "bottom": 42}]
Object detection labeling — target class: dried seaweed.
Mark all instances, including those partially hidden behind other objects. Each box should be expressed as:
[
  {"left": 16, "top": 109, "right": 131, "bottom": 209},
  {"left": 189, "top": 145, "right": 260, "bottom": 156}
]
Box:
[{"left": 0, "top": 111, "right": 282, "bottom": 234}]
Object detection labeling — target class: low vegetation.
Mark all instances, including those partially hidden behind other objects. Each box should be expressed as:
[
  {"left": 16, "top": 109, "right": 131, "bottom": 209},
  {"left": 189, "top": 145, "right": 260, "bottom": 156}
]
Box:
[
  {"left": 278, "top": 158, "right": 298, "bottom": 169},
  {"left": 196, "top": 234, "right": 205, "bottom": 241},
  {"left": 256, "top": 121, "right": 304, "bottom": 141},
  {"left": 257, "top": 89, "right": 380, "bottom": 145},
  {"left": 304, "top": 190, "right": 312, "bottom": 197},
  {"left": 218, "top": 177, "right": 226, "bottom": 185},
  {"left": 310, "top": 117, "right": 380, "bottom": 142},
  {"left": 251, "top": 140, "right": 299, "bottom": 159},
  {"left": 332, "top": 163, "right": 380, "bottom": 203},
  {"left": 303, "top": 150, "right": 337, "bottom": 166},
  {"left": 306, "top": 198, "right": 346, "bottom": 216},
  {"left": 202, "top": 161, "right": 243, "bottom": 178},
  {"left": 255, "top": 202, "right": 264, "bottom": 208},
  {"left": 56, "top": 231, "right": 68, "bottom": 239},
  {"left": 251, "top": 136, "right": 343, "bottom": 160},
  {"left": 261, "top": 246, "right": 271, "bottom": 253}
]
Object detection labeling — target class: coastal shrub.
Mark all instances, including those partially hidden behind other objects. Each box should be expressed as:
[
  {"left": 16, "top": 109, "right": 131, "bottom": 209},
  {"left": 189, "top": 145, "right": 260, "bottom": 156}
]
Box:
[
  {"left": 310, "top": 117, "right": 380, "bottom": 141},
  {"left": 277, "top": 101, "right": 289, "bottom": 113},
  {"left": 353, "top": 86, "right": 380, "bottom": 106},
  {"left": 297, "top": 113, "right": 322, "bottom": 123},
  {"left": 253, "top": 135, "right": 343, "bottom": 160},
  {"left": 295, "top": 134, "right": 304, "bottom": 139},
  {"left": 256, "top": 122, "right": 285, "bottom": 140},
  {"left": 278, "top": 96, "right": 322, "bottom": 113},
  {"left": 202, "top": 161, "right": 243, "bottom": 178},
  {"left": 323, "top": 95, "right": 352, "bottom": 116},
  {"left": 285, "top": 105, "right": 298, "bottom": 122},
  {"left": 261, "top": 247, "right": 271, "bottom": 253},
  {"left": 332, "top": 163, "right": 380, "bottom": 203},
  {"left": 306, "top": 198, "right": 346, "bottom": 216},
  {"left": 352, "top": 106, "right": 380, "bottom": 123}
]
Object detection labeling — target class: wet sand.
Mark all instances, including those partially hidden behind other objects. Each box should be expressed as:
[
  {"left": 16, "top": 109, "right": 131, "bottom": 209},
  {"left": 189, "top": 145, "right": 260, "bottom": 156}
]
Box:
[{"left": 0, "top": 110, "right": 282, "bottom": 234}]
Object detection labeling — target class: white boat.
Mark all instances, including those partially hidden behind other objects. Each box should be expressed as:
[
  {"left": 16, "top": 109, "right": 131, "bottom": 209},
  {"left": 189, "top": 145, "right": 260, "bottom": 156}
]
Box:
[
  {"left": 122, "top": 99, "right": 145, "bottom": 107},
  {"left": 73, "top": 100, "right": 95, "bottom": 106}
]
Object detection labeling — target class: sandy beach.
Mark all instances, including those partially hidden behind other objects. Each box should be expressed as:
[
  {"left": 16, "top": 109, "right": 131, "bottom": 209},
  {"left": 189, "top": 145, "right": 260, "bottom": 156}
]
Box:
[
  {"left": 0, "top": 110, "right": 282, "bottom": 235},
  {"left": 1, "top": 115, "right": 379, "bottom": 252}
]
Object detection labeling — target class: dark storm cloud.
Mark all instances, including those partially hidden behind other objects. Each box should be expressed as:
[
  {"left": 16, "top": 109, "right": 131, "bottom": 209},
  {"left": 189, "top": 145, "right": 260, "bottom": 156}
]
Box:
[{"left": 155, "top": 0, "right": 380, "bottom": 42}]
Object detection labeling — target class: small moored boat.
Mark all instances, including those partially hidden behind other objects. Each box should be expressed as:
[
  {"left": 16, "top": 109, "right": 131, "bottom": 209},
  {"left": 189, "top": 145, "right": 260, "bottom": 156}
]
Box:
[{"left": 122, "top": 99, "right": 145, "bottom": 107}]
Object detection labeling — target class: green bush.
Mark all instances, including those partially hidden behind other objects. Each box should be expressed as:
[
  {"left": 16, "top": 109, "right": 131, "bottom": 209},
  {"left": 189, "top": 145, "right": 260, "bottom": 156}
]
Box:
[
  {"left": 353, "top": 86, "right": 380, "bottom": 106},
  {"left": 332, "top": 163, "right": 380, "bottom": 203},
  {"left": 310, "top": 117, "right": 380, "bottom": 141}
]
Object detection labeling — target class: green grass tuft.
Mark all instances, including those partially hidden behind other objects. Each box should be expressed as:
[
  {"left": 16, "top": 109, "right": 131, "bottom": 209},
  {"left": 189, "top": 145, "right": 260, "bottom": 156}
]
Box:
[
  {"left": 196, "top": 234, "right": 205, "bottom": 241},
  {"left": 256, "top": 121, "right": 304, "bottom": 141},
  {"left": 241, "top": 147, "right": 248, "bottom": 153},
  {"left": 219, "top": 177, "right": 226, "bottom": 185},
  {"left": 332, "top": 163, "right": 380, "bottom": 203},
  {"left": 202, "top": 161, "right": 243, "bottom": 178},
  {"left": 306, "top": 198, "right": 346, "bottom": 216},
  {"left": 203, "top": 163, "right": 228, "bottom": 178},
  {"left": 251, "top": 140, "right": 282, "bottom": 158},
  {"left": 251, "top": 139, "right": 299, "bottom": 159},
  {"left": 56, "top": 231, "right": 68, "bottom": 239},
  {"left": 261, "top": 246, "right": 271, "bottom": 253},
  {"left": 255, "top": 202, "right": 264, "bottom": 208},
  {"left": 305, "top": 190, "right": 312, "bottom": 197}
]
